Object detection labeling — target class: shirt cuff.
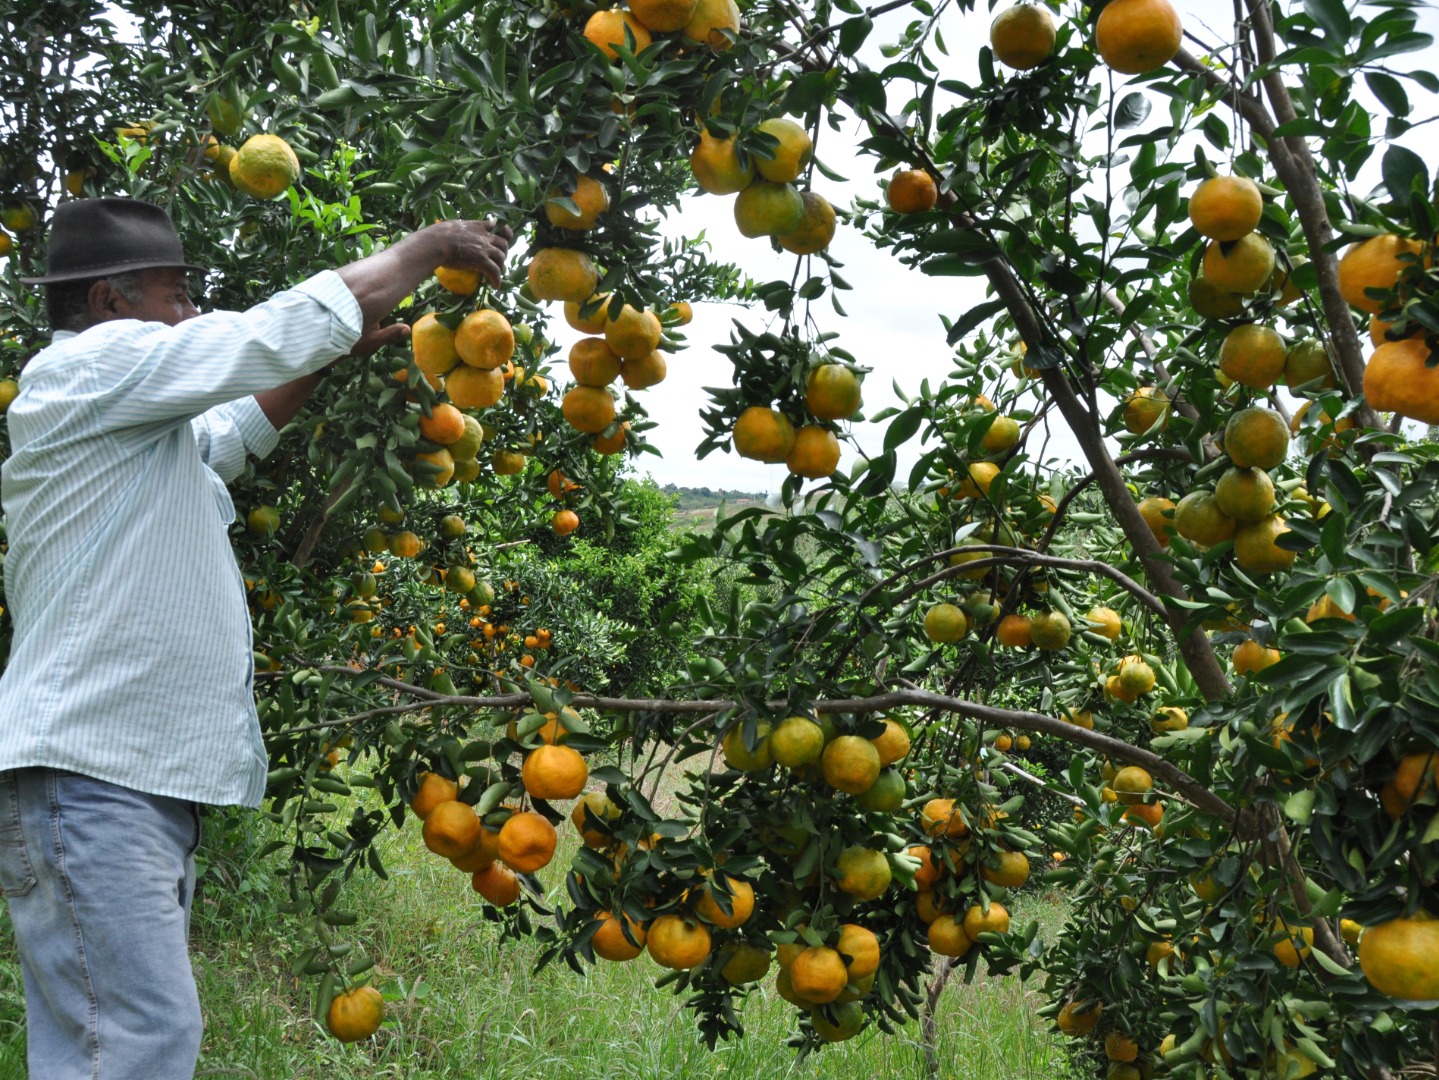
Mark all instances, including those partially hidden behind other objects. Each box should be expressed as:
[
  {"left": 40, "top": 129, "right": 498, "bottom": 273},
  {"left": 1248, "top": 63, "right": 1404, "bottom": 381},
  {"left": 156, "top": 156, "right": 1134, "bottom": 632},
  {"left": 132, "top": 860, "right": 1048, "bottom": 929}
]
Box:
[
  {"left": 294, "top": 269, "right": 364, "bottom": 354},
  {"left": 232, "top": 395, "right": 281, "bottom": 458}
]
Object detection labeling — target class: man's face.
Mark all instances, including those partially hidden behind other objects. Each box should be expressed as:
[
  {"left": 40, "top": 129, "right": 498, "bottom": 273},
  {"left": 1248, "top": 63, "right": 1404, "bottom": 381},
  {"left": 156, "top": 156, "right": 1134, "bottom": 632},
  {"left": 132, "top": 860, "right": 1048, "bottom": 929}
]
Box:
[{"left": 113, "top": 268, "right": 200, "bottom": 326}]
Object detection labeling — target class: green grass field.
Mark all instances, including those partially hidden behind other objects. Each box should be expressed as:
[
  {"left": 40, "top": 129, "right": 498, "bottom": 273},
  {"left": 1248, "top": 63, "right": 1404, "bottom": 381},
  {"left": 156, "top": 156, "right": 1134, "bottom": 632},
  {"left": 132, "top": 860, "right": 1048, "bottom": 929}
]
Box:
[{"left": 0, "top": 797, "right": 1072, "bottom": 1080}]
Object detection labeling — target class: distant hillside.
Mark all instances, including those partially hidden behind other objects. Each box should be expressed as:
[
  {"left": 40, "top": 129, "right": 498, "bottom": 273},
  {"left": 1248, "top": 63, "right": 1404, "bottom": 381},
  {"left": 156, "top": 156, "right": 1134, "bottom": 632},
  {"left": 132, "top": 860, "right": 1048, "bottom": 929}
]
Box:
[{"left": 660, "top": 484, "right": 771, "bottom": 529}]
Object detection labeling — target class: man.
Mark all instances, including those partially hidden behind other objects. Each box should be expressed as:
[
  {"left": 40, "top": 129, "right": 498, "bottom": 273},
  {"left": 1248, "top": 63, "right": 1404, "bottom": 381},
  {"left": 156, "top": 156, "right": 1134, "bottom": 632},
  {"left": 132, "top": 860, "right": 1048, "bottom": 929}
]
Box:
[{"left": 0, "top": 197, "right": 510, "bottom": 1078}]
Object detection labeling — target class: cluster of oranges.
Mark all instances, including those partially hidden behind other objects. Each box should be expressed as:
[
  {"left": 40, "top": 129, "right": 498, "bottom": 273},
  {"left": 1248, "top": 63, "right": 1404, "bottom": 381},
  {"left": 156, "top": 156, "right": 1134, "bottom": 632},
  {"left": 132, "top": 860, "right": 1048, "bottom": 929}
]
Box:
[{"left": 984, "top": 0, "right": 1182, "bottom": 77}]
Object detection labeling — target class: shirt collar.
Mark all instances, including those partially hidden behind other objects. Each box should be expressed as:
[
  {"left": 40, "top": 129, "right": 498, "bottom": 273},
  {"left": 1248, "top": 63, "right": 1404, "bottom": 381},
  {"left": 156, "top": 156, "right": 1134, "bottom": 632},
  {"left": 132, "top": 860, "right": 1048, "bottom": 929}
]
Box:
[{"left": 51, "top": 331, "right": 78, "bottom": 342}]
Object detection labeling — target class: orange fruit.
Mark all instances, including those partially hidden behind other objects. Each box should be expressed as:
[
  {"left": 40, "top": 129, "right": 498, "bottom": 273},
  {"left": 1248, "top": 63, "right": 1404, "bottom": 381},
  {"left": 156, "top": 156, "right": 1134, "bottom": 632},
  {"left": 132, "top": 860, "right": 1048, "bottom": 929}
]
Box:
[
  {"left": 920, "top": 797, "right": 968, "bottom": 838},
  {"left": 1056, "top": 999, "right": 1102, "bottom": 1036},
  {"left": 412, "top": 313, "right": 460, "bottom": 382},
  {"left": 1106, "top": 1032, "right": 1140, "bottom": 1063},
  {"left": 822, "top": 736, "right": 881, "bottom": 795},
  {"left": 996, "top": 613, "right": 1032, "bottom": 647},
  {"left": 1188, "top": 174, "right": 1263, "bottom": 241},
  {"left": 551, "top": 509, "right": 580, "bottom": 536},
  {"left": 1112, "top": 765, "right": 1153, "bottom": 804},
  {"left": 915, "top": 889, "right": 952, "bottom": 924},
  {"left": 1364, "top": 339, "right": 1439, "bottom": 424},
  {"left": 1095, "top": 0, "right": 1183, "bottom": 74},
  {"left": 571, "top": 791, "right": 621, "bottom": 847},
  {"left": 980, "top": 849, "right": 1030, "bottom": 888},
  {"left": 989, "top": 3, "right": 1056, "bottom": 70},
  {"left": 628, "top": 0, "right": 699, "bottom": 32},
  {"left": 389, "top": 530, "right": 424, "bottom": 559},
  {"left": 887, "top": 168, "right": 938, "bottom": 213},
  {"left": 326, "top": 985, "right": 384, "bottom": 1042},
  {"left": 1386, "top": 752, "right": 1439, "bottom": 816},
  {"left": 1272, "top": 922, "right": 1315, "bottom": 968},
  {"left": 836, "top": 924, "right": 880, "bottom": 978},
  {"left": 754, "top": 117, "right": 812, "bottom": 183},
  {"left": 621, "top": 350, "right": 667, "bottom": 390},
  {"left": 583, "top": 9, "right": 652, "bottom": 59},
  {"left": 1213, "top": 466, "right": 1275, "bottom": 523},
  {"left": 491, "top": 448, "right": 526, "bottom": 475},
  {"left": 958, "top": 461, "right": 1000, "bottom": 498},
  {"left": 733, "top": 406, "right": 796, "bottom": 463},
  {"left": 695, "top": 874, "right": 754, "bottom": 928},
  {"left": 790, "top": 946, "right": 848, "bottom": 1004},
  {"left": 734, "top": 180, "right": 805, "bottom": 238},
  {"left": 834, "top": 845, "right": 892, "bottom": 899},
  {"left": 1223, "top": 406, "right": 1290, "bottom": 469},
  {"left": 435, "top": 264, "right": 480, "bottom": 295},
  {"left": 545, "top": 174, "right": 610, "bottom": 230},
  {"left": 770, "top": 716, "right": 826, "bottom": 768},
  {"left": 719, "top": 942, "right": 771, "bottom": 984},
  {"left": 414, "top": 448, "right": 454, "bottom": 487},
  {"left": 1084, "top": 606, "right": 1123, "bottom": 640},
  {"left": 1219, "top": 323, "right": 1286, "bottom": 388},
  {"left": 422, "top": 800, "right": 483, "bottom": 859},
  {"left": 410, "top": 771, "right": 459, "bottom": 820},
  {"left": 497, "top": 811, "right": 557, "bottom": 873},
  {"left": 778, "top": 191, "right": 837, "bottom": 255},
  {"left": 471, "top": 862, "right": 521, "bottom": 905},
  {"left": 521, "top": 744, "right": 588, "bottom": 800},
  {"left": 1188, "top": 273, "right": 1245, "bottom": 319},
  {"left": 1233, "top": 639, "right": 1279, "bottom": 676},
  {"left": 787, "top": 425, "right": 840, "bottom": 478},
  {"left": 561, "top": 386, "right": 617, "bottom": 433},
  {"left": 870, "top": 717, "right": 911, "bottom": 765},
  {"left": 1284, "top": 338, "right": 1336, "bottom": 391},
  {"left": 722, "top": 722, "right": 773, "bottom": 771},
  {"left": 1137, "top": 496, "right": 1176, "bottom": 547},
  {"left": 647, "top": 915, "right": 712, "bottom": 969},
  {"left": 928, "top": 914, "right": 974, "bottom": 958},
  {"left": 923, "top": 602, "right": 968, "bottom": 643},
  {"left": 527, "top": 247, "right": 599, "bottom": 303},
  {"left": 1152, "top": 706, "right": 1188, "bottom": 733},
  {"left": 690, "top": 131, "right": 754, "bottom": 195},
  {"left": 445, "top": 366, "right": 505, "bottom": 409},
  {"left": 1337, "top": 234, "right": 1425, "bottom": 313},
  {"left": 1233, "top": 515, "right": 1296, "bottom": 574},
  {"left": 565, "top": 294, "right": 611, "bottom": 334},
  {"left": 229, "top": 133, "right": 301, "bottom": 198},
  {"left": 418, "top": 402, "right": 467, "bottom": 445},
  {"left": 909, "top": 845, "right": 943, "bottom": 889},
  {"left": 1029, "top": 610, "right": 1071, "bottom": 650},
  {"left": 1122, "top": 386, "right": 1170, "bottom": 435},
  {"left": 805, "top": 364, "right": 862, "bottom": 420},
  {"left": 1369, "top": 312, "right": 1425, "bottom": 346},
  {"left": 604, "top": 304, "right": 662, "bottom": 361},
  {"left": 1203, "top": 234, "right": 1277, "bottom": 295},
  {"left": 962, "top": 901, "right": 1010, "bottom": 939},
  {"left": 455, "top": 309, "right": 514, "bottom": 370},
  {"left": 1359, "top": 913, "right": 1439, "bottom": 1000},
  {"left": 592, "top": 422, "right": 630, "bottom": 455},
  {"left": 682, "top": 0, "right": 741, "bottom": 48},
  {"left": 809, "top": 1000, "right": 864, "bottom": 1043},
  {"left": 592, "top": 911, "right": 648, "bottom": 961}
]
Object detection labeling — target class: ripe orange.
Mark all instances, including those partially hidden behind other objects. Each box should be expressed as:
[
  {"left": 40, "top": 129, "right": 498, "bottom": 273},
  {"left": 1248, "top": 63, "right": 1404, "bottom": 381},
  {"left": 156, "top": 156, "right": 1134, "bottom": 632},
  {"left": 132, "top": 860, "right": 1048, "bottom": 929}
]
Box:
[
  {"left": 887, "top": 168, "right": 938, "bottom": 213},
  {"left": 1233, "top": 515, "right": 1296, "bottom": 574},
  {"left": 455, "top": 309, "right": 514, "bottom": 370},
  {"left": 834, "top": 845, "right": 892, "bottom": 899},
  {"left": 790, "top": 946, "right": 848, "bottom": 1004},
  {"left": 1188, "top": 174, "right": 1263, "bottom": 241},
  {"left": 414, "top": 448, "right": 454, "bottom": 487},
  {"left": 621, "top": 351, "right": 667, "bottom": 390},
  {"left": 412, "top": 313, "right": 460, "bottom": 382},
  {"left": 989, "top": 4, "right": 1056, "bottom": 70},
  {"left": 920, "top": 797, "right": 968, "bottom": 838},
  {"left": 1232, "top": 639, "right": 1279, "bottom": 676},
  {"left": 1203, "top": 234, "right": 1277, "bottom": 295},
  {"left": 805, "top": 364, "right": 862, "bottom": 420},
  {"left": 422, "top": 800, "right": 483, "bottom": 859},
  {"left": 778, "top": 191, "right": 837, "bottom": 255},
  {"left": 980, "top": 849, "right": 1030, "bottom": 888},
  {"left": 604, "top": 304, "right": 662, "bottom": 361},
  {"left": 870, "top": 717, "right": 911, "bottom": 765},
  {"left": 1337, "top": 234, "right": 1425, "bottom": 313},
  {"left": 785, "top": 425, "right": 839, "bottom": 478},
  {"left": 1152, "top": 706, "right": 1188, "bottom": 733},
  {"left": 521, "top": 744, "right": 588, "bottom": 800},
  {"left": 230, "top": 133, "right": 301, "bottom": 198},
  {"left": 928, "top": 914, "right": 974, "bottom": 958},
  {"left": 545, "top": 174, "right": 610, "bottom": 230},
  {"left": 647, "top": 915, "right": 712, "bottom": 969},
  {"left": 962, "top": 901, "right": 1010, "bottom": 939},
  {"left": 491, "top": 448, "right": 527, "bottom": 475},
  {"left": 734, "top": 406, "right": 796, "bottom": 462},
  {"left": 411, "top": 772, "right": 459, "bottom": 821},
  {"left": 695, "top": 874, "right": 755, "bottom": 928},
  {"left": 1284, "top": 337, "right": 1336, "bottom": 391},
  {"left": 568, "top": 339, "right": 622, "bottom": 389},
  {"left": 446, "top": 366, "right": 504, "bottom": 409},
  {"left": 418, "top": 402, "right": 466, "bottom": 445},
  {"left": 682, "top": 0, "right": 741, "bottom": 48},
  {"left": 1137, "top": 496, "right": 1176, "bottom": 547},
  {"left": 734, "top": 180, "right": 804, "bottom": 238},
  {"left": 1056, "top": 999, "right": 1103, "bottom": 1036},
  {"left": 923, "top": 602, "right": 968, "bottom": 643},
  {"left": 1084, "top": 606, "right": 1123, "bottom": 640},
  {"left": 593, "top": 421, "right": 630, "bottom": 455},
  {"left": 435, "top": 264, "right": 480, "bottom": 295},
  {"left": 770, "top": 716, "right": 826, "bottom": 768},
  {"left": 1122, "top": 386, "right": 1170, "bottom": 435},
  {"left": 996, "top": 613, "right": 1033, "bottom": 647},
  {"left": 1385, "top": 752, "right": 1439, "bottom": 816},
  {"left": 592, "top": 911, "right": 648, "bottom": 961},
  {"left": 822, "top": 736, "right": 881, "bottom": 795},
  {"left": 722, "top": 722, "right": 773, "bottom": 771},
  {"left": 835, "top": 923, "right": 880, "bottom": 979},
  {"left": 1095, "top": 0, "right": 1183, "bottom": 74},
  {"left": 1359, "top": 913, "right": 1439, "bottom": 1000},
  {"left": 1029, "top": 611, "right": 1071, "bottom": 651},
  {"left": 389, "top": 530, "right": 424, "bottom": 559},
  {"left": 471, "top": 862, "right": 521, "bottom": 905},
  {"left": 527, "top": 247, "right": 599, "bottom": 303},
  {"left": 565, "top": 294, "right": 612, "bottom": 335},
  {"left": 719, "top": 942, "right": 772, "bottom": 984},
  {"left": 326, "top": 985, "right": 384, "bottom": 1042},
  {"left": 1106, "top": 1032, "right": 1140, "bottom": 1063},
  {"left": 628, "top": 0, "right": 699, "bottom": 32},
  {"left": 1188, "top": 273, "right": 1245, "bottom": 319},
  {"left": 1112, "top": 765, "right": 1153, "bottom": 805},
  {"left": 1213, "top": 466, "right": 1275, "bottom": 522},
  {"left": 1219, "top": 323, "right": 1286, "bottom": 388},
  {"left": 561, "top": 385, "right": 617, "bottom": 433},
  {"left": 1223, "top": 406, "right": 1290, "bottom": 470},
  {"left": 571, "top": 791, "right": 621, "bottom": 847},
  {"left": 1364, "top": 339, "right": 1439, "bottom": 424},
  {"left": 583, "top": 9, "right": 653, "bottom": 59},
  {"left": 690, "top": 131, "right": 754, "bottom": 195},
  {"left": 497, "top": 811, "right": 557, "bottom": 873},
  {"left": 754, "top": 117, "right": 813, "bottom": 183}
]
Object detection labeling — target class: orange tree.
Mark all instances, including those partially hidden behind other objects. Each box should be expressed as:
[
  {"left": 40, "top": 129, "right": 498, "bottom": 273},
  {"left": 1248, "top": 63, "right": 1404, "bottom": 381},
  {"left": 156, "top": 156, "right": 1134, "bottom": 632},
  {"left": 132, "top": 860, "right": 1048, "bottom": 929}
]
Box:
[{"left": 2, "top": 0, "right": 1439, "bottom": 1074}]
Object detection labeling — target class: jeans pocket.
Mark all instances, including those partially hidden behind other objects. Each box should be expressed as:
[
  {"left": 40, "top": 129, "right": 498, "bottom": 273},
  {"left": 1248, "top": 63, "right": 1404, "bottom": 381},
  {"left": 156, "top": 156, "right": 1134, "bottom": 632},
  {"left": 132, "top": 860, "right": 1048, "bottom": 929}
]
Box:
[{"left": 0, "top": 772, "right": 37, "bottom": 898}]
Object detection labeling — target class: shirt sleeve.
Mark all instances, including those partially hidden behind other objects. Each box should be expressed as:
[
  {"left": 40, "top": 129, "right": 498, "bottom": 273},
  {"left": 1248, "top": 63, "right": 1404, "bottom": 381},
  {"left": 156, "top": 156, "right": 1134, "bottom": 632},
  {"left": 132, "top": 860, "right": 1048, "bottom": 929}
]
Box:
[
  {"left": 89, "top": 270, "right": 362, "bottom": 438},
  {"left": 190, "top": 397, "right": 281, "bottom": 482}
]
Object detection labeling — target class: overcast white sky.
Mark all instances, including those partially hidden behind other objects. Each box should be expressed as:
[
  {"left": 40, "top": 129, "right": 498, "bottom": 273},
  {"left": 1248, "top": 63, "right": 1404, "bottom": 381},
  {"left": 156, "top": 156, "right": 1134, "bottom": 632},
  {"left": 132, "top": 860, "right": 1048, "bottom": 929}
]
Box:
[{"left": 574, "top": 0, "right": 1439, "bottom": 493}]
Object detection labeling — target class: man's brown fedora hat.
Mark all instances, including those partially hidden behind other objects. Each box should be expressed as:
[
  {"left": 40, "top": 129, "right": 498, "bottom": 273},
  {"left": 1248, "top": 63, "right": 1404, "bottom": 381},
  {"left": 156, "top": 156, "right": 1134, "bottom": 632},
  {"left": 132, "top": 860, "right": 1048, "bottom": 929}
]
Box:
[{"left": 20, "top": 197, "right": 205, "bottom": 285}]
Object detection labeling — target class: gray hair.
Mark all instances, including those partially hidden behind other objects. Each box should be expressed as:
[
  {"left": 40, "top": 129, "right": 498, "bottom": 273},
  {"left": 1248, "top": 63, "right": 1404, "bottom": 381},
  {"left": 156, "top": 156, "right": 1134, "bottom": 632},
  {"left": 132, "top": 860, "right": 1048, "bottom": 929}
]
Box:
[{"left": 47, "top": 270, "right": 149, "bottom": 333}]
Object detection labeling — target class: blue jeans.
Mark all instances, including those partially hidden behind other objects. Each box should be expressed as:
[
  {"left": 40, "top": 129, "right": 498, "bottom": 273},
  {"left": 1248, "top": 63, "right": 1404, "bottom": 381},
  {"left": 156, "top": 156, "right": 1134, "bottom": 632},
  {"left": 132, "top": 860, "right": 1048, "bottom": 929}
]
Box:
[{"left": 0, "top": 768, "right": 202, "bottom": 1079}]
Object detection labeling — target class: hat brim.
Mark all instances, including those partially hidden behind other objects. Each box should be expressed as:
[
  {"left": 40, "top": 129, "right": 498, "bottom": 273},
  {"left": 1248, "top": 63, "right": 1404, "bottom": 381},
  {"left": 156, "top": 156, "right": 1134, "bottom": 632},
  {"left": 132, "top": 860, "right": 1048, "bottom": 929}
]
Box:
[{"left": 20, "top": 258, "right": 208, "bottom": 286}]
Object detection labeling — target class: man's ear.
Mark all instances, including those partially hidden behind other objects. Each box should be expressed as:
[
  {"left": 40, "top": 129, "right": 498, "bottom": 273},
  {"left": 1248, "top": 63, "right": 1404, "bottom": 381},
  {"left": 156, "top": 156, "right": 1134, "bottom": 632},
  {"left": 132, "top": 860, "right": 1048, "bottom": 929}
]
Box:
[{"left": 87, "top": 279, "right": 129, "bottom": 323}]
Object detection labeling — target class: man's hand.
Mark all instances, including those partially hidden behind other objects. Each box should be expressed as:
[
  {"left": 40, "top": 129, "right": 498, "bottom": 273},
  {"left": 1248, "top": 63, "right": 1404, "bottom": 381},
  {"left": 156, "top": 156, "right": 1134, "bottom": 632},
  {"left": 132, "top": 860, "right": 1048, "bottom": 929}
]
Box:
[
  {"left": 349, "top": 322, "right": 411, "bottom": 359},
  {"left": 431, "top": 219, "right": 514, "bottom": 288}
]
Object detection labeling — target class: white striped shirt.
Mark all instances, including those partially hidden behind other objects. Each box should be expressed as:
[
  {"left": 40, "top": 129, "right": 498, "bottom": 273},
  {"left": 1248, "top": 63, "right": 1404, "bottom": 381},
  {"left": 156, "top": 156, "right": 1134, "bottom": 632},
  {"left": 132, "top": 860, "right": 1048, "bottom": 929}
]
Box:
[{"left": 0, "top": 271, "right": 362, "bottom": 806}]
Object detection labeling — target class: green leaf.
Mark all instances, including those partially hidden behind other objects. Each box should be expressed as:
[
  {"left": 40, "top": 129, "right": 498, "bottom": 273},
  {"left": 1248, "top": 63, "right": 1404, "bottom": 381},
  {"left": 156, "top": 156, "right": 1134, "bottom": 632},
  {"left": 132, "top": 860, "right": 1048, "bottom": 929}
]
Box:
[
  {"left": 1304, "top": 0, "right": 1352, "bottom": 43},
  {"left": 1114, "top": 93, "right": 1152, "bottom": 129},
  {"left": 1365, "top": 72, "right": 1410, "bottom": 118},
  {"left": 1381, "top": 144, "right": 1428, "bottom": 202},
  {"left": 1284, "top": 788, "right": 1316, "bottom": 824},
  {"left": 883, "top": 406, "right": 924, "bottom": 452}
]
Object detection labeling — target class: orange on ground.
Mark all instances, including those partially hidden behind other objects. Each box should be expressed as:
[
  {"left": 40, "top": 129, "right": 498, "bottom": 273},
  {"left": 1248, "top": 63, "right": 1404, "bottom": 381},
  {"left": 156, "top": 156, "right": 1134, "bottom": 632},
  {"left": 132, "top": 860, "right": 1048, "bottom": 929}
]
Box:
[
  {"left": 455, "top": 309, "right": 514, "bottom": 370},
  {"left": 562, "top": 385, "right": 617, "bottom": 433},
  {"left": 1337, "top": 234, "right": 1426, "bottom": 313},
  {"left": 422, "top": 800, "right": 483, "bottom": 859},
  {"left": 1203, "top": 234, "right": 1276, "bottom": 295},
  {"left": 497, "top": 811, "right": 557, "bottom": 873},
  {"left": 1095, "top": 0, "right": 1183, "bottom": 74},
  {"left": 1219, "top": 323, "right": 1287, "bottom": 388},
  {"left": 887, "top": 169, "right": 938, "bottom": 213},
  {"left": 1188, "top": 174, "right": 1263, "bottom": 241},
  {"left": 989, "top": 4, "right": 1056, "bottom": 70},
  {"left": 734, "top": 406, "right": 796, "bottom": 462},
  {"left": 821, "top": 735, "right": 881, "bottom": 795},
  {"left": 520, "top": 744, "right": 588, "bottom": 800},
  {"left": 326, "top": 985, "right": 384, "bottom": 1042},
  {"left": 647, "top": 915, "right": 712, "bottom": 969}
]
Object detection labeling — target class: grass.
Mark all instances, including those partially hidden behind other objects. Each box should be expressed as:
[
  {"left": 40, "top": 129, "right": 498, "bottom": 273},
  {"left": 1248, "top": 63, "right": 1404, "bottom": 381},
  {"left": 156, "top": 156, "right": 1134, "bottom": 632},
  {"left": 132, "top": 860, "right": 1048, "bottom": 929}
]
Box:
[{"left": 0, "top": 791, "right": 1072, "bottom": 1080}]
